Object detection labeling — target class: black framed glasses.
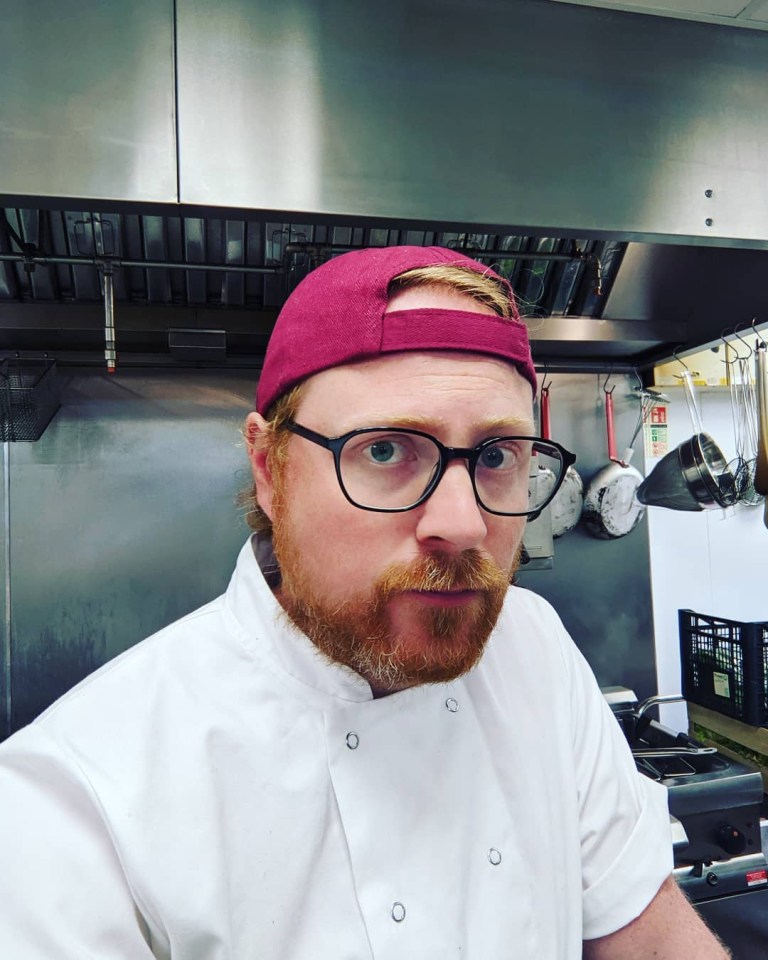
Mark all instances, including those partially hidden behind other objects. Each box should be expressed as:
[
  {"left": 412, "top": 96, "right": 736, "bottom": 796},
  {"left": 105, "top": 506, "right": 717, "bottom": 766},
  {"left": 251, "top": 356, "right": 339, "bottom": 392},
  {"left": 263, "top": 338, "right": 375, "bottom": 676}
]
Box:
[{"left": 285, "top": 420, "right": 576, "bottom": 519}]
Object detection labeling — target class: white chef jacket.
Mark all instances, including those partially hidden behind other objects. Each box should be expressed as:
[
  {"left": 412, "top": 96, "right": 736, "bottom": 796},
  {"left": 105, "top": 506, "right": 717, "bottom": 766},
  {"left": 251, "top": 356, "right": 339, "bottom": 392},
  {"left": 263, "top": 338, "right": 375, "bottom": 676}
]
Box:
[{"left": 0, "top": 536, "right": 672, "bottom": 959}]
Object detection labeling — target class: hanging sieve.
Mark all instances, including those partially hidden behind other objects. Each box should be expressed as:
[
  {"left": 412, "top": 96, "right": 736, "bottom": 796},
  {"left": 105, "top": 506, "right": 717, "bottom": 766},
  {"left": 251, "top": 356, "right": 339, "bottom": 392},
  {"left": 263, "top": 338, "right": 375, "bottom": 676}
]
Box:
[{"left": 636, "top": 368, "right": 737, "bottom": 511}]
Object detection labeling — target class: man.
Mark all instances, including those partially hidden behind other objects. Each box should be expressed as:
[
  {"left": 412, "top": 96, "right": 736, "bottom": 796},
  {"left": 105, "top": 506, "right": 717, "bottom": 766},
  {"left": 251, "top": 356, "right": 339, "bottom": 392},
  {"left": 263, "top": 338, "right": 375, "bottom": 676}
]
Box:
[{"left": 0, "top": 246, "right": 727, "bottom": 958}]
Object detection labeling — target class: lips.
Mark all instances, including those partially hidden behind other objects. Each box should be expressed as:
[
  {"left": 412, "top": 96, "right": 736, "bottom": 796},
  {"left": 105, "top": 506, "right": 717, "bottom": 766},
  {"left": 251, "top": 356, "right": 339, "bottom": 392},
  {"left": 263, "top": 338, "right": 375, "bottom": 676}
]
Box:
[{"left": 404, "top": 589, "right": 480, "bottom": 607}]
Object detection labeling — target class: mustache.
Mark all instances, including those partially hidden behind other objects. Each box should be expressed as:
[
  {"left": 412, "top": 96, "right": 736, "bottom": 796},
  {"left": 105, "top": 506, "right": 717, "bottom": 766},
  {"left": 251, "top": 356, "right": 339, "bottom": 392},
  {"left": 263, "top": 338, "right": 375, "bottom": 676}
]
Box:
[{"left": 374, "top": 550, "right": 511, "bottom": 599}]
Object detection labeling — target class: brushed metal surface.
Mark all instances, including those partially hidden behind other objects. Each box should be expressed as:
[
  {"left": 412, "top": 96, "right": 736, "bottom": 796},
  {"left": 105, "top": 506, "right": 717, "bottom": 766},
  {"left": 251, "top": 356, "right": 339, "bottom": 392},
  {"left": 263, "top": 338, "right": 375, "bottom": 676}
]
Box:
[
  {"left": 0, "top": 0, "right": 176, "bottom": 202},
  {"left": 603, "top": 243, "right": 768, "bottom": 349},
  {"left": 6, "top": 370, "right": 254, "bottom": 730},
  {"left": 177, "top": 0, "right": 768, "bottom": 243}
]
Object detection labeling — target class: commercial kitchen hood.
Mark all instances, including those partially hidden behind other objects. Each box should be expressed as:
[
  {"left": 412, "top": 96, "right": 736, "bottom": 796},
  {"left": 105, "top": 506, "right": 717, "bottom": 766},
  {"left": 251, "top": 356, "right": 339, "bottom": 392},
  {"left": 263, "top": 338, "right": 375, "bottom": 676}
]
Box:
[
  {"left": 3, "top": 0, "right": 768, "bottom": 373},
  {"left": 3, "top": 205, "right": 766, "bottom": 374}
]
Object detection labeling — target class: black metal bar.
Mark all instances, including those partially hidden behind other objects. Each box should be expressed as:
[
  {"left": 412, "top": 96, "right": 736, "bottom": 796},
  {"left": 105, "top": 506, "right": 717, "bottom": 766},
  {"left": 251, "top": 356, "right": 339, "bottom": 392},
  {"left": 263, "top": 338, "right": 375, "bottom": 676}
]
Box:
[
  {"left": 0, "top": 253, "right": 279, "bottom": 274},
  {"left": 281, "top": 241, "right": 586, "bottom": 263}
]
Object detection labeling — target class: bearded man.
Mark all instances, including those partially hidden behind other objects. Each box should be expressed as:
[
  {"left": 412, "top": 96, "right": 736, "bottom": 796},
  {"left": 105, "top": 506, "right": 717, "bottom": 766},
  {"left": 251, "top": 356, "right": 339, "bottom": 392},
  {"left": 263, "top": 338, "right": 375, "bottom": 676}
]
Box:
[{"left": 0, "top": 246, "right": 728, "bottom": 958}]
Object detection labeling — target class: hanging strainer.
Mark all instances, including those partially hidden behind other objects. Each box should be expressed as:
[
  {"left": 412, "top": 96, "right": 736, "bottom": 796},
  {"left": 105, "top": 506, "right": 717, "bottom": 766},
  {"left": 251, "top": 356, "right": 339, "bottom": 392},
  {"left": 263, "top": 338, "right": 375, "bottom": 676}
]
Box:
[{"left": 636, "top": 369, "right": 737, "bottom": 511}]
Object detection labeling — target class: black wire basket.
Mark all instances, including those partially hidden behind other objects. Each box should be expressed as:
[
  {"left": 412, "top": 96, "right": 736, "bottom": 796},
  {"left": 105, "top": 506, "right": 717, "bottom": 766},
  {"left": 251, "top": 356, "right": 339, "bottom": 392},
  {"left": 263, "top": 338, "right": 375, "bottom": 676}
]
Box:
[{"left": 0, "top": 358, "right": 61, "bottom": 442}]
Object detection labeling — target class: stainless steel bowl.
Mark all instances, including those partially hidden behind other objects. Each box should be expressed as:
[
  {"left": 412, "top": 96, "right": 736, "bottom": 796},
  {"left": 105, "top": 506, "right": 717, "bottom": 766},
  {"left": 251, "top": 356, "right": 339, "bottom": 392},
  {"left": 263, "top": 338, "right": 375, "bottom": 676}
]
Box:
[{"left": 678, "top": 432, "right": 738, "bottom": 509}]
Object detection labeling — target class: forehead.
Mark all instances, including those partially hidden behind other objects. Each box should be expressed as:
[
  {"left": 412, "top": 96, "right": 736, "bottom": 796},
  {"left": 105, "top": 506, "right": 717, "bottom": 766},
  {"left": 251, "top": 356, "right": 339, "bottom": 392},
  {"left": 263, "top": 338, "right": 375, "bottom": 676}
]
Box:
[{"left": 297, "top": 350, "right": 534, "bottom": 435}]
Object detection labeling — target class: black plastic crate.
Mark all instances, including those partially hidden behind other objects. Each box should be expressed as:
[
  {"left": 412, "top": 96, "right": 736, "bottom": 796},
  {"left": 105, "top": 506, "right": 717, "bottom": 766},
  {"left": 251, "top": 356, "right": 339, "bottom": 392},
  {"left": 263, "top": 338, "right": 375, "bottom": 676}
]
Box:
[
  {"left": 679, "top": 609, "right": 768, "bottom": 726},
  {"left": 0, "top": 358, "right": 60, "bottom": 441}
]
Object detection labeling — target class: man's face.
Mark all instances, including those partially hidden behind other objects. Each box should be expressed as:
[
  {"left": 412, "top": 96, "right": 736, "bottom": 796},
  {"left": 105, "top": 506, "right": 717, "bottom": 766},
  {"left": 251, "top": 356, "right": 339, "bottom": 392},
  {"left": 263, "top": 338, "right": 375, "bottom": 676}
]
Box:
[{"left": 249, "top": 287, "right": 534, "bottom": 696}]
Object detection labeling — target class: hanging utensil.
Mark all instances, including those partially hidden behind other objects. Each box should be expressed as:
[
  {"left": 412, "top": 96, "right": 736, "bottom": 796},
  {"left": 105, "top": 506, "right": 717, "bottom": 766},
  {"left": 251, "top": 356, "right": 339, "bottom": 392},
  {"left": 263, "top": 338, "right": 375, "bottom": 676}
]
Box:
[
  {"left": 754, "top": 341, "right": 768, "bottom": 529},
  {"left": 680, "top": 368, "right": 738, "bottom": 508},
  {"left": 724, "top": 332, "right": 763, "bottom": 506},
  {"left": 540, "top": 383, "right": 584, "bottom": 538},
  {"left": 530, "top": 382, "right": 559, "bottom": 513},
  {"left": 637, "top": 366, "right": 737, "bottom": 512},
  {"left": 583, "top": 381, "right": 645, "bottom": 539}
]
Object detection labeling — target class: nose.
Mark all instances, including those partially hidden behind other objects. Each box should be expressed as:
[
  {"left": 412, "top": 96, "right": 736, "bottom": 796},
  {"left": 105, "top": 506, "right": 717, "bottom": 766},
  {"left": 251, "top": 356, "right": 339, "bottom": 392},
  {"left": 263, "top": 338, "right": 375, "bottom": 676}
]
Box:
[{"left": 414, "top": 460, "right": 488, "bottom": 551}]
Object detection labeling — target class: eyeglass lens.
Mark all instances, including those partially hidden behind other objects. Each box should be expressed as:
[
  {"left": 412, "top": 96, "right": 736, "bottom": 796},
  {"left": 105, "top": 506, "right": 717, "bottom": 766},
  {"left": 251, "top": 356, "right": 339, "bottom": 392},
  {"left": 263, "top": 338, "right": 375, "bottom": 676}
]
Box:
[{"left": 337, "top": 431, "right": 564, "bottom": 514}]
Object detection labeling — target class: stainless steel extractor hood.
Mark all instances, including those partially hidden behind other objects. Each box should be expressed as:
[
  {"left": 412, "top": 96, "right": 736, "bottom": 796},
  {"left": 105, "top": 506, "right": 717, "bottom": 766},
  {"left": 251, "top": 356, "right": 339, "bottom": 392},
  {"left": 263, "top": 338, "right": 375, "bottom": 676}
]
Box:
[{"left": 2, "top": 205, "right": 766, "bottom": 374}]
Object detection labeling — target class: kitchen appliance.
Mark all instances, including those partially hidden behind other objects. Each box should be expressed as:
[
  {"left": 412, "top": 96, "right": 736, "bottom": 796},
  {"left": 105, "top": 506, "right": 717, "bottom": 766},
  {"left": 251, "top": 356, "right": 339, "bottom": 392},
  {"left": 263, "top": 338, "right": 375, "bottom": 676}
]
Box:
[{"left": 603, "top": 687, "right": 768, "bottom": 958}]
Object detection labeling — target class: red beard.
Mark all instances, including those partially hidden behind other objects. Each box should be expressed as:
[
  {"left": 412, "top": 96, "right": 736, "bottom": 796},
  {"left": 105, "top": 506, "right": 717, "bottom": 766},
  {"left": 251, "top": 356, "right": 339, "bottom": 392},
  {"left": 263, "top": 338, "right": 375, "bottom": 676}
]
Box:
[{"left": 272, "top": 520, "right": 516, "bottom": 693}]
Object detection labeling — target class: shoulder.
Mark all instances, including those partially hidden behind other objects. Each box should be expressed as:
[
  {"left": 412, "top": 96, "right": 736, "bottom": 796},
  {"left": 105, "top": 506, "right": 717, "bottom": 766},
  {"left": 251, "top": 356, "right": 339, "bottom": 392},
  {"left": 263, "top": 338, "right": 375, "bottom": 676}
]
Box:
[
  {"left": 490, "top": 584, "right": 576, "bottom": 672},
  {"left": 4, "top": 593, "right": 244, "bottom": 777}
]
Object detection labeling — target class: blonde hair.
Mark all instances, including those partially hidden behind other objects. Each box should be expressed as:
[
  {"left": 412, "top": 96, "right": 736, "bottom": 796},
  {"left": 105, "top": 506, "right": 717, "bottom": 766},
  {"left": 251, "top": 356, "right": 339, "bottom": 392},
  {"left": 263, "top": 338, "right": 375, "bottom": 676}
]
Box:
[
  {"left": 242, "top": 262, "right": 514, "bottom": 532},
  {"left": 388, "top": 264, "right": 514, "bottom": 318}
]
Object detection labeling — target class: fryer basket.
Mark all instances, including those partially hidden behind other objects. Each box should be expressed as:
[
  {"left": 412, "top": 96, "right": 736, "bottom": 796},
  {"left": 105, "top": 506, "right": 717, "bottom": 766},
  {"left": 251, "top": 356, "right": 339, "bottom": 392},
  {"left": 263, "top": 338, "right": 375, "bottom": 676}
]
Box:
[{"left": 0, "top": 358, "right": 61, "bottom": 442}]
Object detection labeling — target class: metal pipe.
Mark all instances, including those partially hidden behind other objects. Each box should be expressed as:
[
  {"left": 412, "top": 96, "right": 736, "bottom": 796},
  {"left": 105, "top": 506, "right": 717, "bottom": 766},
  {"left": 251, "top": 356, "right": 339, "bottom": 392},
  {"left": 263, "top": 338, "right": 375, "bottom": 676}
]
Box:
[
  {"left": 0, "top": 249, "right": 584, "bottom": 270},
  {"left": 445, "top": 247, "right": 588, "bottom": 263},
  {"left": 531, "top": 360, "right": 640, "bottom": 375},
  {"left": 103, "top": 269, "right": 116, "bottom": 373},
  {"left": 0, "top": 253, "right": 279, "bottom": 275},
  {"left": 282, "top": 242, "right": 586, "bottom": 263},
  {"left": 635, "top": 693, "right": 686, "bottom": 718}
]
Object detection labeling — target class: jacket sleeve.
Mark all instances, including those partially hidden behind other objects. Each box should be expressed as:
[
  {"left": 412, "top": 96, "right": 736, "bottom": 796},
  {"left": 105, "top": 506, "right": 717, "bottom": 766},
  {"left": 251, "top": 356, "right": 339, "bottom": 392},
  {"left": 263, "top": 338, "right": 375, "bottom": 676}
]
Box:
[
  {"left": 0, "top": 725, "right": 159, "bottom": 959},
  {"left": 562, "top": 635, "right": 673, "bottom": 940}
]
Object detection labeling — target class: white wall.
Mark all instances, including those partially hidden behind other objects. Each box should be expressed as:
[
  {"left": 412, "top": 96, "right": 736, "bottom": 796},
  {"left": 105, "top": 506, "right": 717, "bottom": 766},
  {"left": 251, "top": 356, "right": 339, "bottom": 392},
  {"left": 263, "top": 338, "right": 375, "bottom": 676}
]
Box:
[{"left": 644, "top": 386, "right": 768, "bottom": 730}]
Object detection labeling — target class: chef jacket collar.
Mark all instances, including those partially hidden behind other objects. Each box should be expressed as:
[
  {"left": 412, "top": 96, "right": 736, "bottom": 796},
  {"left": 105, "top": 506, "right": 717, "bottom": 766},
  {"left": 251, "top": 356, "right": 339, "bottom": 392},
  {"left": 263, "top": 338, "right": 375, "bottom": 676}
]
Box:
[{"left": 223, "top": 534, "right": 375, "bottom": 703}]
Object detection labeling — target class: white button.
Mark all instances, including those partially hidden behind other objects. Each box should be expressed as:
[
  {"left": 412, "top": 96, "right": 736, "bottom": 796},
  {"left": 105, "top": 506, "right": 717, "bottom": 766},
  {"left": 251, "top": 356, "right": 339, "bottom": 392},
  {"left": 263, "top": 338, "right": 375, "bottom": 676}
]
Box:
[
  {"left": 391, "top": 901, "right": 406, "bottom": 922},
  {"left": 346, "top": 732, "right": 359, "bottom": 750},
  {"left": 445, "top": 697, "right": 459, "bottom": 713},
  {"left": 488, "top": 848, "right": 502, "bottom": 865}
]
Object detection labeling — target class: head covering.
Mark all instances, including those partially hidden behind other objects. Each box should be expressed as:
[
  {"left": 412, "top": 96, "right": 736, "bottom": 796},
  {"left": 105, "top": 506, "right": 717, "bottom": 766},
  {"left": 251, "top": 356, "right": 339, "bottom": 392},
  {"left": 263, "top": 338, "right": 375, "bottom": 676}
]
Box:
[{"left": 256, "top": 245, "right": 536, "bottom": 414}]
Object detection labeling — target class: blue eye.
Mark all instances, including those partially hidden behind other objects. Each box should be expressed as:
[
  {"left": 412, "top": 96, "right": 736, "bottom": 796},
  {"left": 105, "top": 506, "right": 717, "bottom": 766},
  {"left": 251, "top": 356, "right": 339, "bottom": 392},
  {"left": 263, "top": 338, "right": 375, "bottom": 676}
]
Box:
[
  {"left": 478, "top": 441, "right": 527, "bottom": 472},
  {"left": 369, "top": 440, "right": 396, "bottom": 463},
  {"left": 480, "top": 446, "right": 508, "bottom": 469}
]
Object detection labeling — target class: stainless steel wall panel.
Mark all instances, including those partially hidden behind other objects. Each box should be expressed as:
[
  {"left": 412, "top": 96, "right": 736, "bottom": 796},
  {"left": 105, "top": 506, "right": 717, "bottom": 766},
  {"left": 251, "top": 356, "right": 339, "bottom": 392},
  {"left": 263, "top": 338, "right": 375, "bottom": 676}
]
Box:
[
  {"left": 7, "top": 370, "right": 254, "bottom": 731},
  {"left": 177, "top": 0, "right": 768, "bottom": 244},
  {"left": 0, "top": 0, "right": 176, "bottom": 202}
]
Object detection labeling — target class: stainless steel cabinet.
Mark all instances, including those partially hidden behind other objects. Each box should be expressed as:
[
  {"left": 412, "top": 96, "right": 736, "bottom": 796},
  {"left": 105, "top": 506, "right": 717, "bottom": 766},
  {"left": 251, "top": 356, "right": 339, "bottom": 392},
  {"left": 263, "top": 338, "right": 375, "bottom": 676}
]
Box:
[
  {"left": 0, "top": 0, "right": 177, "bottom": 202},
  {"left": 176, "top": 0, "right": 768, "bottom": 242}
]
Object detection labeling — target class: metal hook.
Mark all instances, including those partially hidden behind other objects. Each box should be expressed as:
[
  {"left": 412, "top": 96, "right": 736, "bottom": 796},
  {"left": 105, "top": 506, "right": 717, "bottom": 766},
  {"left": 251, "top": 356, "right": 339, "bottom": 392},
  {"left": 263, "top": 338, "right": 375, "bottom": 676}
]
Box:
[
  {"left": 602, "top": 368, "right": 615, "bottom": 395},
  {"left": 751, "top": 317, "right": 766, "bottom": 348},
  {"left": 731, "top": 323, "right": 753, "bottom": 359},
  {"left": 540, "top": 362, "right": 552, "bottom": 394},
  {"left": 719, "top": 327, "right": 742, "bottom": 364},
  {"left": 672, "top": 345, "right": 689, "bottom": 370}
]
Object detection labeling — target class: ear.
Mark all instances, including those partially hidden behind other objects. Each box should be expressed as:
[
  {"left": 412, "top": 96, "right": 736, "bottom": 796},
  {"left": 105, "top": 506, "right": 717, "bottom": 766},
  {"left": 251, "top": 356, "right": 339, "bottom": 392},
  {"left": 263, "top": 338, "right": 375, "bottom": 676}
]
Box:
[{"left": 244, "top": 411, "right": 277, "bottom": 522}]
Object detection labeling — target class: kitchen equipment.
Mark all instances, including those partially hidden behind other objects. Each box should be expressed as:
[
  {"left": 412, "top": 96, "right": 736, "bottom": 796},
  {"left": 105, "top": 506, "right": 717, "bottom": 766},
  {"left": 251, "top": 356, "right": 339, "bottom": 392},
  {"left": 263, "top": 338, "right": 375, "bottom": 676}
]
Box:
[
  {"left": 539, "top": 384, "right": 583, "bottom": 538},
  {"left": 755, "top": 342, "right": 768, "bottom": 531},
  {"left": 0, "top": 357, "right": 60, "bottom": 442},
  {"left": 636, "top": 369, "right": 737, "bottom": 511},
  {"left": 582, "top": 384, "right": 645, "bottom": 538},
  {"left": 723, "top": 336, "right": 763, "bottom": 507},
  {"left": 604, "top": 686, "right": 768, "bottom": 937}
]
